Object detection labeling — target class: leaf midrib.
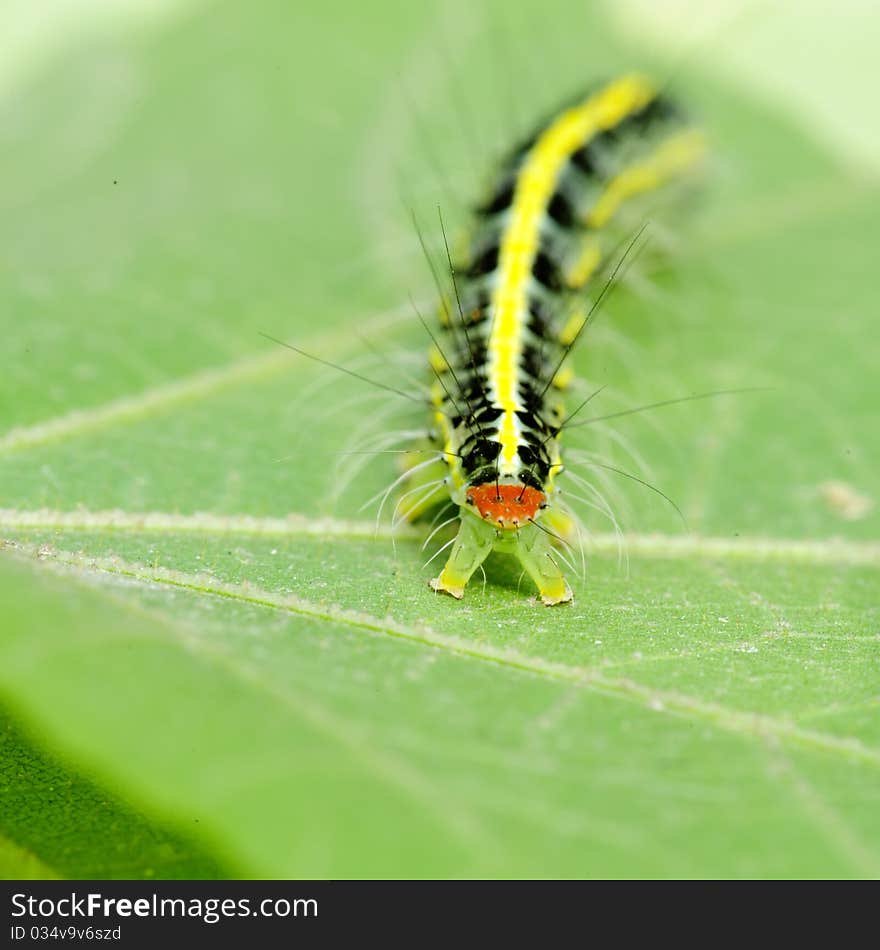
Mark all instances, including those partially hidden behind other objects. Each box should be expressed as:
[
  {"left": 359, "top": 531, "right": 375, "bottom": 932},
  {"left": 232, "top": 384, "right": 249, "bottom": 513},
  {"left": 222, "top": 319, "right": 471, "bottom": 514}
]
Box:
[
  {"left": 2, "top": 508, "right": 879, "bottom": 564},
  {"left": 5, "top": 539, "right": 877, "bottom": 768}
]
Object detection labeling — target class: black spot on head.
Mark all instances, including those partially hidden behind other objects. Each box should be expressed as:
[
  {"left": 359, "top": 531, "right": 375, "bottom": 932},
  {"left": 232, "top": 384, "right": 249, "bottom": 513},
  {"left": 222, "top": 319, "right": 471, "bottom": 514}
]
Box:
[
  {"left": 517, "top": 445, "right": 551, "bottom": 483},
  {"left": 517, "top": 444, "right": 537, "bottom": 467},
  {"left": 477, "top": 439, "right": 503, "bottom": 461},
  {"left": 461, "top": 439, "right": 503, "bottom": 475},
  {"left": 518, "top": 469, "right": 544, "bottom": 491}
]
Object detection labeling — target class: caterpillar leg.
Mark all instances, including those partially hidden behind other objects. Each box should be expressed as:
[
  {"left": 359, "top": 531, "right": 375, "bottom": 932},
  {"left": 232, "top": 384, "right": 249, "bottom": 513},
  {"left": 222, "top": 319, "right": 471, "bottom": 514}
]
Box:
[
  {"left": 430, "top": 512, "right": 574, "bottom": 605},
  {"left": 430, "top": 512, "right": 494, "bottom": 600},
  {"left": 517, "top": 523, "right": 574, "bottom": 606}
]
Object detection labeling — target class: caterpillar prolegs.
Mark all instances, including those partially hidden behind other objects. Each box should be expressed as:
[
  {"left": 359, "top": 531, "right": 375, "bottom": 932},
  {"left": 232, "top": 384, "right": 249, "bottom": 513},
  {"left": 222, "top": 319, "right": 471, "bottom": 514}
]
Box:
[{"left": 401, "top": 74, "right": 706, "bottom": 604}]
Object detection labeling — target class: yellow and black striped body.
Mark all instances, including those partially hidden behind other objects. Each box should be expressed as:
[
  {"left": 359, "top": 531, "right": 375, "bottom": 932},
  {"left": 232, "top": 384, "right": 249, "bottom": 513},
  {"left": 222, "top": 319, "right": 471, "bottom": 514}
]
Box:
[{"left": 416, "top": 74, "right": 705, "bottom": 604}]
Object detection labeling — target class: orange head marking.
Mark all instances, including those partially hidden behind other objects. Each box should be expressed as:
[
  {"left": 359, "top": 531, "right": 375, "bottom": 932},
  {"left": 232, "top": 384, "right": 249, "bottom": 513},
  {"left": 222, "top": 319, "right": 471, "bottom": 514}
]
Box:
[{"left": 465, "top": 483, "right": 547, "bottom": 530}]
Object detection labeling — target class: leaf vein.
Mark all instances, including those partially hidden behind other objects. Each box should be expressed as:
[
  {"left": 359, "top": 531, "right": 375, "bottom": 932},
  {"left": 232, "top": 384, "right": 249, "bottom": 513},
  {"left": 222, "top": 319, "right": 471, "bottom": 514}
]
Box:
[
  {"left": 8, "top": 540, "right": 878, "bottom": 768},
  {"left": 2, "top": 508, "right": 879, "bottom": 565}
]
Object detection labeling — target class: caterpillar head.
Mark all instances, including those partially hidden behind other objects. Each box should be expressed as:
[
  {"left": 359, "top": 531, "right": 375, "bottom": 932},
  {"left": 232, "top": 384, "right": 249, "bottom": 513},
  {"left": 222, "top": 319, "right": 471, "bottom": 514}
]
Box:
[{"left": 465, "top": 482, "right": 546, "bottom": 530}]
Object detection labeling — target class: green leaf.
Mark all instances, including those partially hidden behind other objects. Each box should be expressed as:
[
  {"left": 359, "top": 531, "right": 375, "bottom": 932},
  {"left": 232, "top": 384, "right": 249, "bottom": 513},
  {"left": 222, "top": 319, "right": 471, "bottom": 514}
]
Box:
[
  {"left": 0, "top": 707, "right": 232, "bottom": 879},
  {"left": 1, "top": 0, "right": 878, "bottom": 878}
]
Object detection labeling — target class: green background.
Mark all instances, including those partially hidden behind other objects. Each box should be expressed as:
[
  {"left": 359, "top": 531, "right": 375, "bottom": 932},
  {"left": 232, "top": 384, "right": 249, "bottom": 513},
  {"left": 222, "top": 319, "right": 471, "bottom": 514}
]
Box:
[{"left": 0, "top": 0, "right": 877, "bottom": 878}]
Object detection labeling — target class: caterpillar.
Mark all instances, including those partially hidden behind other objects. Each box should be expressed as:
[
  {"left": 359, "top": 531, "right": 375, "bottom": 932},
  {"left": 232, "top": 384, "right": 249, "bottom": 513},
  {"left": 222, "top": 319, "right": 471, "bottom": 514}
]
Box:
[{"left": 395, "top": 74, "right": 706, "bottom": 605}]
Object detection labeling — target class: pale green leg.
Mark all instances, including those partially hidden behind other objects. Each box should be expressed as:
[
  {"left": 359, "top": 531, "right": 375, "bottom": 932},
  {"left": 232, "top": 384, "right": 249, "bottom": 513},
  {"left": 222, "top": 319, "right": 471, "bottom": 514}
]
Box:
[
  {"left": 516, "top": 523, "right": 573, "bottom": 606},
  {"left": 430, "top": 511, "right": 495, "bottom": 600}
]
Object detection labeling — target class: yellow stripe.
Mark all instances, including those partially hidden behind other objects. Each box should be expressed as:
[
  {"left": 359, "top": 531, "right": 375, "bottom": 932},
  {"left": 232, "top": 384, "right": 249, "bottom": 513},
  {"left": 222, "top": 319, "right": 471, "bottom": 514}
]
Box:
[
  {"left": 585, "top": 129, "right": 706, "bottom": 228},
  {"left": 558, "top": 129, "right": 706, "bottom": 347},
  {"left": 488, "top": 74, "right": 656, "bottom": 473},
  {"left": 428, "top": 345, "right": 447, "bottom": 373},
  {"left": 565, "top": 238, "right": 602, "bottom": 289}
]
